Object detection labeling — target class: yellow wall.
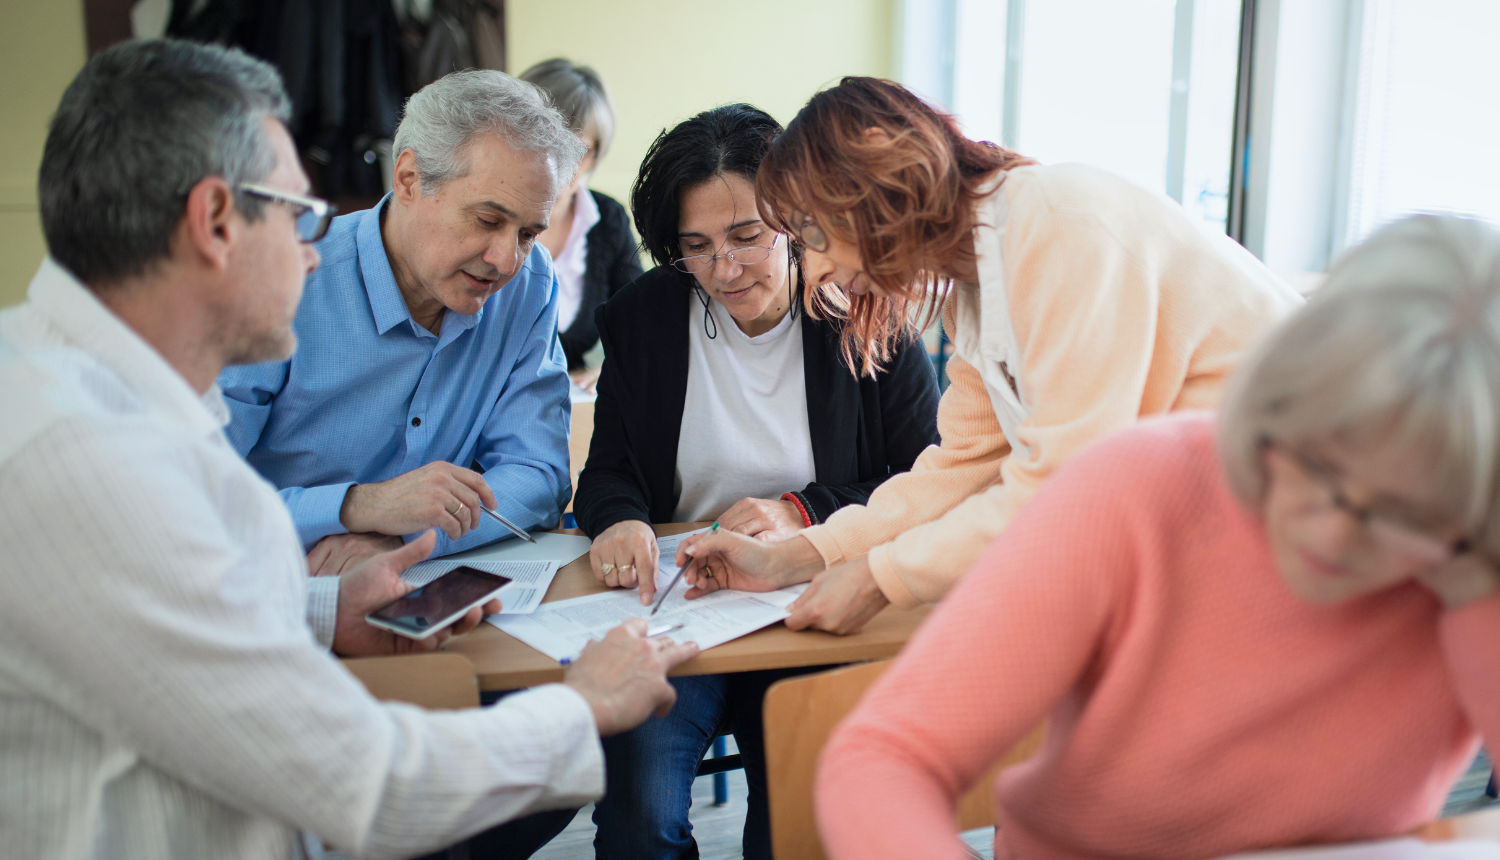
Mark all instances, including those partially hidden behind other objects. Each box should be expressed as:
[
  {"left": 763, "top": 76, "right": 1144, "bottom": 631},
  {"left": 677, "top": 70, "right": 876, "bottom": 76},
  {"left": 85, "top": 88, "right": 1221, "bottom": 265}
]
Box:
[
  {"left": 0, "top": 1, "right": 896, "bottom": 308},
  {"left": 506, "top": 0, "right": 898, "bottom": 217},
  {"left": 0, "top": 3, "right": 87, "bottom": 308}
]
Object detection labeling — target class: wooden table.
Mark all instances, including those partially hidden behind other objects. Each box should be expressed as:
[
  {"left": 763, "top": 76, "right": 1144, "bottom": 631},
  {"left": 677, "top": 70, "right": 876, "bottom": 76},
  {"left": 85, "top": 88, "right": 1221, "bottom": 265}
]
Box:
[{"left": 444, "top": 523, "right": 931, "bottom": 691}]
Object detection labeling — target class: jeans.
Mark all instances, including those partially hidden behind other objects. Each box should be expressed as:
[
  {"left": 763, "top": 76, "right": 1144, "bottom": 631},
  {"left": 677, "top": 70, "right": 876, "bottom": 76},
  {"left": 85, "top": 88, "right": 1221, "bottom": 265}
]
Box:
[{"left": 592, "top": 666, "right": 838, "bottom": 860}]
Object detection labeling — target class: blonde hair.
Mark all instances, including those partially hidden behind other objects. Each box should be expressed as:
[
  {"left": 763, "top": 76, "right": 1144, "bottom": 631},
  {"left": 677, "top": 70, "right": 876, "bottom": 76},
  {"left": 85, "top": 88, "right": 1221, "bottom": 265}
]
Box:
[{"left": 1219, "top": 215, "right": 1500, "bottom": 552}]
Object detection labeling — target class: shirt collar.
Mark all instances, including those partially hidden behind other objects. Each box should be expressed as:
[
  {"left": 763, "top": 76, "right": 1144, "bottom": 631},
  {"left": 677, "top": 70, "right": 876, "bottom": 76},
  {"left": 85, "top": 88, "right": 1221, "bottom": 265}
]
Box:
[
  {"left": 27, "top": 257, "right": 226, "bottom": 437},
  {"left": 563, "top": 187, "right": 601, "bottom": 257},
  {"left": 358, "top": 193, "right": 487, "bottom": 339}
]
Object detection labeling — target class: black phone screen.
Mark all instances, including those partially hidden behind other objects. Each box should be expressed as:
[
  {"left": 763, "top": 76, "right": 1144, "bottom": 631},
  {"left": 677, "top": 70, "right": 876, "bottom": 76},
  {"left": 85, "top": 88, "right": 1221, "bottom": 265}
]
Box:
[{"left": 368, "top": 566, "right": 512, "bottom": 633}]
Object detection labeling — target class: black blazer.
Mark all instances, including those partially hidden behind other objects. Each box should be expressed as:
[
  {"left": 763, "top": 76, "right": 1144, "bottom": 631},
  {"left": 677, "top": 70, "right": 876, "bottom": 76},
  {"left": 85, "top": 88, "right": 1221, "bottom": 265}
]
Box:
[
  {"left": 558, "top": 190, "right": 644, "bottom": 370},
  {"left": 574, "top": 265, "right": 942, "bottom": 537}
]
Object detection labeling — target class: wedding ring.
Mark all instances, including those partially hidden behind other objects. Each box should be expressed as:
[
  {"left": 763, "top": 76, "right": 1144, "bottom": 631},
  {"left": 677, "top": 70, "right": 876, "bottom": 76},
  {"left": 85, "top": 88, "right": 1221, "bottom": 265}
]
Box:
[{"left": 601, "top": 563, "right": 616, "bottom": 574}]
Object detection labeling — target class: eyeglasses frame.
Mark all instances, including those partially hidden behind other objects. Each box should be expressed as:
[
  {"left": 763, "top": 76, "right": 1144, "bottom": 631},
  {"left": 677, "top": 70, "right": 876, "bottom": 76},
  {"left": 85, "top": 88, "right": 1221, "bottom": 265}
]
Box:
[
  {"left": 672, "top": 233, "right": 783, "bottom": 274},
  {"left": 237, "top": 182, "right": 337, "bottom": 243}
]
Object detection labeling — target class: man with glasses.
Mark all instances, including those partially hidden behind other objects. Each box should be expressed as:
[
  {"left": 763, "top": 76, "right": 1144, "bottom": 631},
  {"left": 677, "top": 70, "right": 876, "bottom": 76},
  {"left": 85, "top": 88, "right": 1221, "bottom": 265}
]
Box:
[
  {"left": 219, "top": 68, "right": 581, "bottom": 573},
  {"left": 0, "top": 39, "right": 695, "bottom": 860}
]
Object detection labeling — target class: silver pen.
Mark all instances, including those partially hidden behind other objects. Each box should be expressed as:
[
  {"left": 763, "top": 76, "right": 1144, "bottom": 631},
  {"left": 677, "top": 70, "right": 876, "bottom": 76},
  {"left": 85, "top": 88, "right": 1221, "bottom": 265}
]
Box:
[
  {"left": 649, "top": 522, "right": 719, "bottom": 616},
  {"left": 481, "top": 505, "right": 537, "bottom": 543}
]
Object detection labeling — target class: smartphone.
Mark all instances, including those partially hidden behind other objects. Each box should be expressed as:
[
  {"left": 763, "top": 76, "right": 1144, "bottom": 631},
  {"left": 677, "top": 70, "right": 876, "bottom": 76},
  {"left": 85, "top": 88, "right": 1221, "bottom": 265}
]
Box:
[{"left": 365, "top": 565, "right": 512, "bottom": 640}]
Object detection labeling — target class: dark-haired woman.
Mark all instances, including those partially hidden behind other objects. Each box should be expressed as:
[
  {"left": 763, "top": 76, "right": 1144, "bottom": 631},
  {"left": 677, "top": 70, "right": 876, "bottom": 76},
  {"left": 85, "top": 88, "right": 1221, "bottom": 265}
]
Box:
[
  {"left": 677, "top": 77, "right": 1306, "bottom": 634},
  {"left": 573, "top": 103, "right": 941, "bottom": 860},
  {"left": 519, "top": 58, "right": 642, "bottom": 392}
]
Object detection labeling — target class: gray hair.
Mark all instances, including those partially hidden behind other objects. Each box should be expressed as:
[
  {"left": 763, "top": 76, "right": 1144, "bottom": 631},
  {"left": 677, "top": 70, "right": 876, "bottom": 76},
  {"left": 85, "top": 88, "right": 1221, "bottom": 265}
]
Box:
[
  {"left": 39, "top": 39, "right": 290, "bottom": 287},
  {"left": 519, "top": 58, "right": 617, "bottom": 161},
  {"left": 1220, "top": 214, "right": 1500, "bottom": 551},
  {"left": 392, "top": 69, "right": 587, "bottom": 193}
]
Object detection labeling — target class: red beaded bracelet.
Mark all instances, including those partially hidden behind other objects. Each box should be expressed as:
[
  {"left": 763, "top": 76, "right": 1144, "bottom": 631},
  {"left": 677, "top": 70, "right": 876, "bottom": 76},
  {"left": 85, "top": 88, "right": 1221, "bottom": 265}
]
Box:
[{"left": 781, "top": 492, "right": 814, "bottom": 528}]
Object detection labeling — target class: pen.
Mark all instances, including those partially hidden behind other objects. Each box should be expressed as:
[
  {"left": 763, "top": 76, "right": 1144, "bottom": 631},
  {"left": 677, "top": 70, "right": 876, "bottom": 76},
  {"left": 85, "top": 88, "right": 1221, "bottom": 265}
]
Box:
[
  {"left": 648, "top": 522, "right": 719, "bottom": 617},
  {"left": 481, "top": 505, "right": 537, "bottom": 543},
  {"left": 559, "top": 624, "right": 685, "bottom": 665}
]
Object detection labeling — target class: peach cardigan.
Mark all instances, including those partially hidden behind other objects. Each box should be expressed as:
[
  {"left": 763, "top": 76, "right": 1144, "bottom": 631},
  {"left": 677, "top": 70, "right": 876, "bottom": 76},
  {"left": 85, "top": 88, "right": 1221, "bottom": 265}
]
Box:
[{"left": 801, "top": 163, "right": 1303, "bottom": 607}]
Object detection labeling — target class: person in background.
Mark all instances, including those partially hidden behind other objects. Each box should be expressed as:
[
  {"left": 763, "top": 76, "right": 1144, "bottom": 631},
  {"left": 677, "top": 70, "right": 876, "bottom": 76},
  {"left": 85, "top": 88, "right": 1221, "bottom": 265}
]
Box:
[
  {"left": 519, "top": 57, "right": 643, "bottom": 393},
  {"left": 573, "top": 104, "right": 941, "bottom": 860},
  {"left": 221, "top": 69, "right": 577, "bottom": 575},
  {"left": 677, "top": 76, "right": 1303, "bottom": 634},
  {"left": 0, "top": 39, "right": 695, "bottom": 860},
  {"left": 816, "top": 214, "right": 1500, "bottom": 860}
]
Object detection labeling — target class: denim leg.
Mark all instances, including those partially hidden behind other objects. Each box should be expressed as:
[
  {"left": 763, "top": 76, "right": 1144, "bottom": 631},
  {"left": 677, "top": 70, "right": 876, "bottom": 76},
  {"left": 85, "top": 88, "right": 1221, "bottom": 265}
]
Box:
[
  {"left": 592, "top": 674, "right": 729, "bottom": 860},
  {"left": 411, "top": 806, "right": 579, "bottom": 860},
  {"left": 726, "top": 665, "right": 843, "bottom": 860}
]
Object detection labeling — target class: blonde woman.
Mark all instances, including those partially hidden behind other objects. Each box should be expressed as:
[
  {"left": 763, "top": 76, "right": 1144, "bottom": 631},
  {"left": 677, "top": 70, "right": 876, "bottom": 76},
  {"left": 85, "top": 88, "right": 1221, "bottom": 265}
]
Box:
[{"left": 817, "top": 215, "right": 1500, "bottom": 859}]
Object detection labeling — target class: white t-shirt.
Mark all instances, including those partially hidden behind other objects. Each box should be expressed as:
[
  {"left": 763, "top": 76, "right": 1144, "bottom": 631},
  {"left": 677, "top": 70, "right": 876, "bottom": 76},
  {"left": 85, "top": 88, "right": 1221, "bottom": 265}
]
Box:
[
  {"left": 672, "top": 294, "right": 817, "bottom": 523},
  {"left": 554, "top": 186, "right": 600, "bottom": 333}
]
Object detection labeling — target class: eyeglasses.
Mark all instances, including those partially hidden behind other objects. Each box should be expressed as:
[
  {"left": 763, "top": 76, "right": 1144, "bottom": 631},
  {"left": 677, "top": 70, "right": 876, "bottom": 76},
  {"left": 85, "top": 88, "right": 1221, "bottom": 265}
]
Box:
[
  {"left": 237, "top": 183, "right": 337, "bottom": 243},
  {"left": 1261, "top": 436, "right": 1471, "bottom": 562},
  {"left": 794, "top": 217, "right": 829, "bottom": 253},
  {"left": 672, "top": 233, "right": 782, "bottom": 274}
]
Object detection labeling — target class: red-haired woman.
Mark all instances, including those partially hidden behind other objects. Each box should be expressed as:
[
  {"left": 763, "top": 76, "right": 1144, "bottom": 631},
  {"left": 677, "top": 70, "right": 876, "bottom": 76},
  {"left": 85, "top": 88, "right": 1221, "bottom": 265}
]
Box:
[{"left": 675, "top": 77, "right": 1303, "bottom": 631}]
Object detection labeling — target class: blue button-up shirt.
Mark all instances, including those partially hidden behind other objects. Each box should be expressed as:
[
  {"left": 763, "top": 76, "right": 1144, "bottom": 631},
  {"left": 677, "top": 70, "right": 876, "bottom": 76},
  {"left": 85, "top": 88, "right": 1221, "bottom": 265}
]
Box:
[{"left": 220, "top": 196, "right": 571, "bottom": 557}]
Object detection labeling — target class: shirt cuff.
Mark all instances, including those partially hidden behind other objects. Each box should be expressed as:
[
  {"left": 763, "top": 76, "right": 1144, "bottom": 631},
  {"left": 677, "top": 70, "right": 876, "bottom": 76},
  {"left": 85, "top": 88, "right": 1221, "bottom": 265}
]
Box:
[
  {"left": 305, "top": 575, "right": 341, "bottom": 649},
  {"left": 801, "top": 525, "right": 843, "bottom": 568},
  {"left": 867, "top": 544, "right": 922, "bottom": 610},
  {"left": 494, "top": 683, "right": 606, "bottom": 804},
  {"left": 288, "top": 482, "right": 357, "bottom": 547}
]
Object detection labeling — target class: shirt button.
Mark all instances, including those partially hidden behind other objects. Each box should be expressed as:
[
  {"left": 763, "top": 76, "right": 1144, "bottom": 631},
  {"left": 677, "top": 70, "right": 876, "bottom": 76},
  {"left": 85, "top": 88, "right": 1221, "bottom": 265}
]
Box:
[{"left": 411, "top": 417, "right": 421, "bottom": 427}]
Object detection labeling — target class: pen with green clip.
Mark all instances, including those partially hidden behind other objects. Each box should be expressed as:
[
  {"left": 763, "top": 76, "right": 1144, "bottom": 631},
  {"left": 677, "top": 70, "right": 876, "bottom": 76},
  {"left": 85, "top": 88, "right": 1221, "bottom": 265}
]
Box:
[{"left": 648, "top": 522, "right": 720, "bottom": 616}]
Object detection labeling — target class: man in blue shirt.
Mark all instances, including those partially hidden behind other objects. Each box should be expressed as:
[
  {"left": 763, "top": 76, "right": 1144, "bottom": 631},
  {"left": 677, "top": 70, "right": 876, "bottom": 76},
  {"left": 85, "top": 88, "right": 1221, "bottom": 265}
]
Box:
[{"left": 222, "top": 70, "right": 583, "bottom": 568}]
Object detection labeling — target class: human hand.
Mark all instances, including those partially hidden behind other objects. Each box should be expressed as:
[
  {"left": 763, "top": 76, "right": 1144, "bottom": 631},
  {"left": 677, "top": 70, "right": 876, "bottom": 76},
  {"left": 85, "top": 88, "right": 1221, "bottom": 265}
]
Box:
[
  {"left": 563, "top": 618, "right": 700, "bottom": 735},
  {"left": 340, "top": 462, "right": 499, "bottom": 540},
  {"left": 590, "top": 519, "right": 661, "bottom": 605},
  {"left": 786, "top": 557, "right": 890, "bottom": 635},
  {"left": 570, "top": 365, "right": 602, "bottom": 394},
  {"left": 307, "top": 533, "right": 404, "bottom": 577},
  {"left": 676, "top": 532, "right": 825, "bottom": 599},
  {"left": 717, "top": 497, "right": 806, "bottom": 543},
  {"left": 331, "top": 531, "right": 503, "bottom": 657},
  {"left": 1417, "top": 552, "right": 1500, "bottom": 610}
]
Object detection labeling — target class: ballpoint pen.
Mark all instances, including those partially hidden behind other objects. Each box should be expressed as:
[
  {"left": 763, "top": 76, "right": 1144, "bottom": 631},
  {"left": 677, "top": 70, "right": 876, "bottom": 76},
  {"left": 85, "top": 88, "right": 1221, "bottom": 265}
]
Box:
[
  {"left": 648, "top": 522, "right": 719, "bottom": 616},
  {"left": 480, "top": 505, "right": 537, "bottom": 543}
]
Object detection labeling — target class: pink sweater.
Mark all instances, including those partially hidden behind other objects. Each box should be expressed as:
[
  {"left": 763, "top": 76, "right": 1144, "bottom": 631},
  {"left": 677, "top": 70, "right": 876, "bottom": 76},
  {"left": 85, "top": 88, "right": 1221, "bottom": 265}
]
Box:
[{"left": 817, "top": 414, "right": 1500, "bottom": 860}]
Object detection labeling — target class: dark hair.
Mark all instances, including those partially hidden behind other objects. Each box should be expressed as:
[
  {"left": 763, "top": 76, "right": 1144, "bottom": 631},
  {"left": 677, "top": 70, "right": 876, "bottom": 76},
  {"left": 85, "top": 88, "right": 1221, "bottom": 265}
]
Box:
[
  {"left": 38, "top": 39, "right": 291, "bottom": 287},
  {"left": 630, "top": 103, "right": 784, "bottom": 272},
  {"left": 757, "top": 77, "right": 1034, "bottom": 375}
]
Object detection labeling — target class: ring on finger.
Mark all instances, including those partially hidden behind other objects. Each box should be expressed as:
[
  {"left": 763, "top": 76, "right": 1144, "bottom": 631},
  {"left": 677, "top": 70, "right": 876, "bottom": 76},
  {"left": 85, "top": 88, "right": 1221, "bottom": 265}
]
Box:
[{"left": 601, "top": 563, "right": 616, "bottom": 574}]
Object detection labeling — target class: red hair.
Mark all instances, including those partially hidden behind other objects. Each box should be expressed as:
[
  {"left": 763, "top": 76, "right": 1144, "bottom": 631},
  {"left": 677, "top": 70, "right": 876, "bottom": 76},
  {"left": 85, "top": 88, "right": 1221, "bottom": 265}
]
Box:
[{"left": 756, "top": 77, "right": 1035, "bottom": 375}]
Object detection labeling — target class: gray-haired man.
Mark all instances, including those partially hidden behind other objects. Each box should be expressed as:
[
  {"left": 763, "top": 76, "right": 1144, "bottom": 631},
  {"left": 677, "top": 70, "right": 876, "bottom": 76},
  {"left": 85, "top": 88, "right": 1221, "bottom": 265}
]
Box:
[
  {"left": 0, "top": 39, "right": 695, "bottom": 860},
  {"left": 220, "top": 68, "right": 585, "bottom": 575}
]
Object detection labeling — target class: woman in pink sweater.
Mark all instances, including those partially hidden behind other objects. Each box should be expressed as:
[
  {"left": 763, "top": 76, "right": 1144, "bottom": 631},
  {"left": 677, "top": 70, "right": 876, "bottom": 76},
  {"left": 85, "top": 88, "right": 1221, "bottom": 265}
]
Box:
[
  {"left": 815, "top": 214, "right": 1500, "bottom": 860},
  {"left": 674, "top": 77, "right": 1301, "bottom": 632}
]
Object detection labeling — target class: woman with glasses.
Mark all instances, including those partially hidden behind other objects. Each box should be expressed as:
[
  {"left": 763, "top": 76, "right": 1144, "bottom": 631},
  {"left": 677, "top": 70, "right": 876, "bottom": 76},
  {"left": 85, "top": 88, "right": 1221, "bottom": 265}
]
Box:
[
  {"left": 675, "top": 77, "right": 1302, "bottom": 635},
  {"left": 572, "top": 103, "right": 941, "bottom": 860},
  {"left": 815, "top": 215, "right": 1500, "bottom": 860},
  {"left": 519, "top": 58, "right": 642, "bottom": 393}
]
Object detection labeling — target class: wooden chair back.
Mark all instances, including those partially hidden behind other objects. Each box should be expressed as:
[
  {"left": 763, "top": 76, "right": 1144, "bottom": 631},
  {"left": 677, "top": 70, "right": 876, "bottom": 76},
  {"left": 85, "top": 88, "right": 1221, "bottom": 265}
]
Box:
[
  {"left": 763, "top": 660, "right": 1045, "bottom": 860},
  {"left": 566, "top": 400, "right": 595, "bottom": 514},
  {"left": 342, "top": 653, "right": 480, "bottom": 710}
]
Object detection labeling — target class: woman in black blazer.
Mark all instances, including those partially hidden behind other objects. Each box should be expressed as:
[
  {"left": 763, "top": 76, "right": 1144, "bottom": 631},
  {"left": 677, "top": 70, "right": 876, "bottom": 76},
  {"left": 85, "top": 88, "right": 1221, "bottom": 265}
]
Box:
[
  {"left": 573, "top": 104, "right": 940, "bottom": 860},
  {"left": 520, "top": 58, "right": 643, "bottom": 390}
]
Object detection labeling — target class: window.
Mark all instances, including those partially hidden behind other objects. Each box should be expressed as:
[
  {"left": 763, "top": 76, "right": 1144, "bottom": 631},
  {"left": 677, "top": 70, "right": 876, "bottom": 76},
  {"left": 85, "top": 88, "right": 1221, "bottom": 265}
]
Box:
[
  {"left": 908, "top": 0, "right": 1244, "bottom": 233},
  {"left": 1339, "top": 0, "right": 1500, "bottom": 249}
]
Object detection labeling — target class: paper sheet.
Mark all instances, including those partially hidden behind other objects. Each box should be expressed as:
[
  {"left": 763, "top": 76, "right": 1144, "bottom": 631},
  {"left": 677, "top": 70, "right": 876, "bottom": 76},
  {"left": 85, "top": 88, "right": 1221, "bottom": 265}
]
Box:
[
  {"left": 400, "top": 559, "right": 560, "bottom": 615},
  {"left": 488, "top": 528, "right": 807, "bottom": 661}
]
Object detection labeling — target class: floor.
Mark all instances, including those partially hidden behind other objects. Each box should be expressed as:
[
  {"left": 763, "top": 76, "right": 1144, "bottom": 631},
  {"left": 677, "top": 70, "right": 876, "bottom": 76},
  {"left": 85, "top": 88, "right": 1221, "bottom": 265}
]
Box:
[{"left": 533, "top": 748, "right": 1497, "bottom": 860}]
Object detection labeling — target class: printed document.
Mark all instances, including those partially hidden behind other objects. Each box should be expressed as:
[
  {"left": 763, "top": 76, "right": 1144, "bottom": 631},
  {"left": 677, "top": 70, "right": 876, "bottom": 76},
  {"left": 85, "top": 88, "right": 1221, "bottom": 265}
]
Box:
[
  {"left": 401, "top": 559, "right": 560, "bottom": 616},
  {"left": 489, "top": 528, "right": 807, "bottom": 661},
  {"left": 1219, "top": 838, "right": 1500, "bottom": 859}
]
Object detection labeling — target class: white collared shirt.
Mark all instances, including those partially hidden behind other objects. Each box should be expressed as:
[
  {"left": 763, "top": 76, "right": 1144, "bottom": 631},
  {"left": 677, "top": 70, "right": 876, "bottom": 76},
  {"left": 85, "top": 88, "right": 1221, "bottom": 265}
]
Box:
[
  {"left": 0, "top": 260, "right": 604, "bottom": 860},
  {"left": 553, "top": 186, "right": 601, "bottom": 332}
]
